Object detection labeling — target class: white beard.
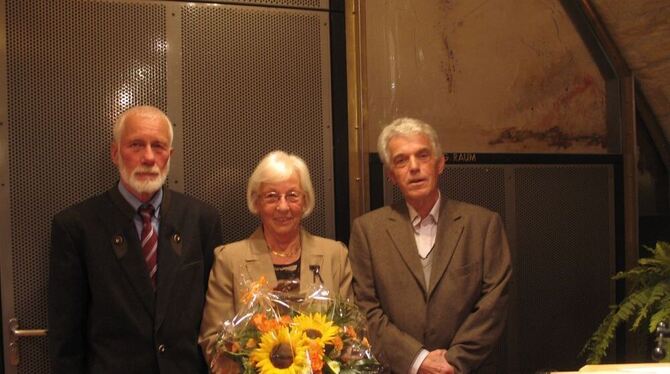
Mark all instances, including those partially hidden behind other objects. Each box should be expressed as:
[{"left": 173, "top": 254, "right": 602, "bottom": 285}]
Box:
[{"left": 118, "top": 158, "right": 170, "bottom": 196}]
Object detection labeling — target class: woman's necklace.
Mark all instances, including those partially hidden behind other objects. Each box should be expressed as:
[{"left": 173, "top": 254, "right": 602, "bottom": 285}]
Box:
[{"left": 270, "top": 244, "right": 300, "bottom": 258}]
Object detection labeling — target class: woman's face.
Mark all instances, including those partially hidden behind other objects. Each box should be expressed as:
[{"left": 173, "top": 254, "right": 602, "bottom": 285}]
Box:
[{"left": 255, "top": 172, "right": 305, "bottom": 240}]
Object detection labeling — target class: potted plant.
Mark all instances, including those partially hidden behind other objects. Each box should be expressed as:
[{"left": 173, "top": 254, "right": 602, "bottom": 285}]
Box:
[{"left": 582, "top": 241, "right": 670, "bottom": 363}]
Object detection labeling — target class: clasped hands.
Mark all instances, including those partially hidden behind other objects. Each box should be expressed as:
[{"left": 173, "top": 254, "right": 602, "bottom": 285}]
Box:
[{"left": 418, "top": 349, "right": 455, "bottom": 374}]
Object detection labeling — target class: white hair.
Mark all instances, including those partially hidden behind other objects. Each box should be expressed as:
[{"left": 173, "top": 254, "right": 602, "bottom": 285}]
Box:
[
  {"left": 377, "top": 117, "right": 442, "bottom": 167},
  {"left": 246, "top": 151, "right": 315, "bottom": 217},
  {"left": 113, "top": 105, "right": 173, "bottom": 145}
]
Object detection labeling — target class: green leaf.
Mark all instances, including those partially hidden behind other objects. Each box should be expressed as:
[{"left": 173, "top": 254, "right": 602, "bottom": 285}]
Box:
[
  {"left": 634, "top": 283, "right": 670, "bottom": 329},
  {"left": 650, "top": 297, "right": 670, "bottom": 333},
  {"left": 583, "top": 241, "right": 670, "bottom": 363}
]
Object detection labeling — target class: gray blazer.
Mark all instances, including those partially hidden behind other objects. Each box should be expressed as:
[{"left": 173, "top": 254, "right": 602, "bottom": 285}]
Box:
[
  {"left": 348, "top": 198, "right": 512, "bottom": 374},
  {"left": 198, "top": 227, "right": 353, "bottom": 363}
]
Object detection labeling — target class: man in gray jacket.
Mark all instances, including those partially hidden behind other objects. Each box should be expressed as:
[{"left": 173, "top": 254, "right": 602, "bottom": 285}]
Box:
[{"left": 349, "top": 118, "right": 512, "bottom": 374}]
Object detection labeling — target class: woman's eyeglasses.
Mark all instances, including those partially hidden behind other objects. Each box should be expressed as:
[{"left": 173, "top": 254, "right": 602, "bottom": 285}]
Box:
[{"left": 260, "top": 191, "right": 303, "bottom": 204}]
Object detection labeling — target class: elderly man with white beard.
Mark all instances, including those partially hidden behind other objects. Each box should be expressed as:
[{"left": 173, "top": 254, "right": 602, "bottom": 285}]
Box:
[{"left": 48, "top": 105, "right": 223, "bottom": 374}]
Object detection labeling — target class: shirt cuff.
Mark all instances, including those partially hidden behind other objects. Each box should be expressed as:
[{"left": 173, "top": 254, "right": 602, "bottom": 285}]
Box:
[{"left": 409, "top": 349, "right": 430, "bottom": 374}]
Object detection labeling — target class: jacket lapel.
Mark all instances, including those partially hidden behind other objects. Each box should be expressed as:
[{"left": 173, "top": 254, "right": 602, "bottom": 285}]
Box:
[
  {"left": 427, "top": 198, "right": 464, "bottom": 298},
  {"left": 244, "top": 228, "right": 277, "bottom": 284},
  {"left": 386, "top": 203, "right": 428, "bottom": 293},
  {"left": 299, "top": 229, "right": 325, "bottom": 294},
  {"left": 106, "top": 186, "right": 156, "bottom": 317},
  {"left": 154, "top": 189, "right": 186, "bottom": 330}
]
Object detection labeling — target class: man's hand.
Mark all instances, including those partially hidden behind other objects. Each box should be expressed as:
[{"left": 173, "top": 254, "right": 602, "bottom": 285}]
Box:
[{"left": 417, "top": 349, "right": 455, "bottom": 374}]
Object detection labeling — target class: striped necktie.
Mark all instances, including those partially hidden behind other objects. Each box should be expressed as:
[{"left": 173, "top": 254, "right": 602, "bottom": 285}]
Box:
[{"left": 138, "top": 204, "right": 158, "bottom": 288}]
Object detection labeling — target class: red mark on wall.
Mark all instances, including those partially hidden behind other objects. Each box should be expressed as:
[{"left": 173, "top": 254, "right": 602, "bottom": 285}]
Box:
[
  {"left": 489, "top": 74, "right": 606, "bottom": 149},
  {"left": 539, "top": 75, "right": 595, "bottom": 128}
]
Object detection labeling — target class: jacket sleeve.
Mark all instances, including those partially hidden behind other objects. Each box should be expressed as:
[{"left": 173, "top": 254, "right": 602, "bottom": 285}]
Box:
[
  {"left": 446, "top": 212, "right": 512, "bottom": 373},
  {"left": 348, "top": 218, "right": 424, "bottom": 372},
  {"left": 201, "top": 208, "right": 223, "bottom": 289},
  {"left": 198, "top": 245, "right": 236, "bottom": 366},
  {"left": 48, "top": 215, "right": 88, "bottom": 374},
  {"left": 336, "top": 241, "right": 354, "bottom": 301}
]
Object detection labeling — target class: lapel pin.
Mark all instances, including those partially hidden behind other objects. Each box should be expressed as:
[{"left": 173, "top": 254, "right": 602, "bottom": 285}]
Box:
[
  {"left": 309, "top": 265, "right": 324, "bottom": 284},
  {"left": 112, "top": 235, "right": 124, "bottom": 245},
  {"left": 111, "top": 234, "right": 127, "bottom": 258},
  {"left": 172, "top": 233, "right": 181, "bottom": 244}
]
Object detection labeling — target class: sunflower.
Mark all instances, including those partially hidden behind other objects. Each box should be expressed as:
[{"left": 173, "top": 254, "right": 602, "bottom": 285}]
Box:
[
  {"left": 293, "top": 313, "right": 340, "bottom": 348},
  {"left": 250, "top": 327, "right": 309, "bottom": 374}
]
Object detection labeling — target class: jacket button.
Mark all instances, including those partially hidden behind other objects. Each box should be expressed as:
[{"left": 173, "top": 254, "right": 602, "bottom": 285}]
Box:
[{"left": 158, "top": 344, "right": 167, "bottom": 353}]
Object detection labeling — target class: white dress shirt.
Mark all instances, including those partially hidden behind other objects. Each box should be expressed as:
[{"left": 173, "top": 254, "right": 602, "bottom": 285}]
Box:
[{"left": 408, "top": 195, "right": 441, "bottom": 259}]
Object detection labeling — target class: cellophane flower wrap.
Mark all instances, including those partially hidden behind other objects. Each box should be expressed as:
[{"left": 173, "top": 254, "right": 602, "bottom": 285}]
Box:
[{"left": 210, "top": 276, "right": 382, "bottom": 374}]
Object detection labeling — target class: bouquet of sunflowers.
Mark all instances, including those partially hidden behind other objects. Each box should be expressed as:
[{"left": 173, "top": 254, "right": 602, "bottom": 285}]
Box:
[{"left": 210, "top": 276, "right": 381, "bottom": 374}]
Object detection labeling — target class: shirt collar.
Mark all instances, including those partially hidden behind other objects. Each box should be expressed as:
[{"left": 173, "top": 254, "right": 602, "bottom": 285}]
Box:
[
  {"left": 407, "top": 191, "right": 441, "bottom": 226},
  {"left": 117, "top": 181, "right": 163, "bottom": 216}
]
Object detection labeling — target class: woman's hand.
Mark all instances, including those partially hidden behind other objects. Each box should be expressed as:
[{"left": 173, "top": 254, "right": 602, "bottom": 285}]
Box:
[{"left": 210, "top": 353, "right": 241, "bottom": 374}]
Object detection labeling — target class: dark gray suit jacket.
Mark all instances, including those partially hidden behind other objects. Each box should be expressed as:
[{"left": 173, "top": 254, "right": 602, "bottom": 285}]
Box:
[
  {"left": 349, "top": 198, "right": 512, "bottom": 374},
  {"left": 48, "top": 186, "right": 222, "bottom": 374}
]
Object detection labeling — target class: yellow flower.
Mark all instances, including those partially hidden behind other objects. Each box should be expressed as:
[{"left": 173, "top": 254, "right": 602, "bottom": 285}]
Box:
[
  {"left": 293, "top": 313, "right": 340, "bottom": 349},
  {"left": 250, "top": 327, "right": 309, "bottom": 374}
]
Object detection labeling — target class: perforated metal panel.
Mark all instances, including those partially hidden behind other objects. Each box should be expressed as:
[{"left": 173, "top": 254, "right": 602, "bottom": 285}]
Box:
[
  {"left": 181, "top": 3, "right": 333, "bottom": 243},
  {"left": 2, "top": 1, "right": 335, "bottom": 372},
  {"left": 515, "top": 165, "right": 613, "bottom": 373},
  {"left": 383, "top": 163, "right": 615, "bottom": 373},
  {"left": 4, "top": 1, "right": 167, "bottom": 372}
]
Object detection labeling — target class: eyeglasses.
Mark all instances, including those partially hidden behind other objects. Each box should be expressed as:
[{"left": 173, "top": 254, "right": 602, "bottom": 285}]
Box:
[{"left": 260, "top": 191, "right": 303, "bottom": 204}]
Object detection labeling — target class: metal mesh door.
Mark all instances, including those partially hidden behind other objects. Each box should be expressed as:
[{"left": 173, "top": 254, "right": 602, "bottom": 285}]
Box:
[
  {"left": 514, "top": 165, "right": 613, "bottom": 373},
  {"left": 1, "top": 1, "right": 334, "bottom": 373},
  {"left": 180, "top": 3, "right": 333, "bottom": 243},
  {"left": 3, "top": 1, "right": 167, "bottom": 372}
]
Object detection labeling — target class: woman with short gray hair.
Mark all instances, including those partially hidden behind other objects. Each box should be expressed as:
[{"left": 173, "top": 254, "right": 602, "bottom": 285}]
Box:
[{"left": 198, "top": 150, "right": 353, "bottom": 372}]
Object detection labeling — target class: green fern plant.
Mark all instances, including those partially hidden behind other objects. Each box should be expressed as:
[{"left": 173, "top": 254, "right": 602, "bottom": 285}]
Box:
[{"left": 582, "top": 241, "right": 670, "bottom": 364}]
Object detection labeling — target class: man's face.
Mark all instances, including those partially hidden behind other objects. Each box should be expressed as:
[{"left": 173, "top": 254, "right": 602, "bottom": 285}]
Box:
[
  {"left": 386, "top": 133, "right": 445, "bottom": 208},
  {"left": 111, "top": 113, "right": 173, "bottom": 202}
]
